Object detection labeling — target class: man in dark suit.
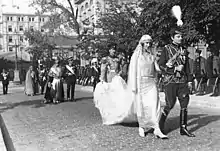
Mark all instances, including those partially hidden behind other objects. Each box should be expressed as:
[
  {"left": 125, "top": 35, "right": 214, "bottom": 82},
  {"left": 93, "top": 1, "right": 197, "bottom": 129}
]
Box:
[
  {"left": 65, "top": 59, "right": 77, "bottom": 102},
  {"left": 1, "top": 69, "right": 10, "bottom": 95},
  {"left": 193, "top": 49, "right": 207, "bottom": 95},
  {"left": 91, "top": 58, "right": 100, "bottom": 91},
  {"left": 158, "top": 29, "right": 195, "bottom": 137}
]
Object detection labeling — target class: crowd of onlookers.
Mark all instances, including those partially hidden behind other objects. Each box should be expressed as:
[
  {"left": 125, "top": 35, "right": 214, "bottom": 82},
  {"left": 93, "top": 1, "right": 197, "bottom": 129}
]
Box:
[
  {"left": 0, "top": 46, "right": 220, "bottom": 97},
  {"left": 75, "top": 48, "right": 220, "bottom": 97}
]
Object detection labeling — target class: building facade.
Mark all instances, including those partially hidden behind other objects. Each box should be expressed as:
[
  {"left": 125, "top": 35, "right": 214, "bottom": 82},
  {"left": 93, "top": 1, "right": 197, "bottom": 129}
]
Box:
[
  {"left": 75, "top": 0, "right": 136, "bottom": 34},
  {"left": 0, "top": 5, "right": 49, "bottom": 53}
]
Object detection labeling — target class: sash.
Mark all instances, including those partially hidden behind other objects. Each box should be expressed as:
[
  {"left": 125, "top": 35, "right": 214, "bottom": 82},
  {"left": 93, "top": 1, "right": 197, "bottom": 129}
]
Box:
[
  {"left": 66, "top": 65, "right": 75, "bottom": 75},
  {"left": 92, "top": 66, "right": 98, "bottom": 73}
]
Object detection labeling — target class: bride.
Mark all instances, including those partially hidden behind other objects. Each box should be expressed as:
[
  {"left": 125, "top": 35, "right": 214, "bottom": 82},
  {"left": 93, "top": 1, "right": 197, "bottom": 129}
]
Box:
[{"left": 94, "top": 35, "right": 167, "bottom": 139}]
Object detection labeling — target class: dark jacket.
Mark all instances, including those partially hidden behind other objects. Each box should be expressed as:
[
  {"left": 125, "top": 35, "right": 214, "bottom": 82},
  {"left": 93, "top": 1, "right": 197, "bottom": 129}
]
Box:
[
  {"left": 65, "top": 65, "right": 77, "bottom": 84},
  {"left": 206, "top": 56, "right": 214, "bottom": 78},
  {"left": 193, "top": 56, "right": 206, "bottom": 78},
  {"left": 158, "top": 43, "right": 193, "bottom": 83},
  {"left": 1, "top": 71, "right": 10, "bottom": 85}
]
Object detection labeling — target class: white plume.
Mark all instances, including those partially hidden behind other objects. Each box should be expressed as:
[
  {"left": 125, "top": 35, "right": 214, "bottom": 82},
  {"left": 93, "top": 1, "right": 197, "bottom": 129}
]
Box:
[{"left": 172, "top": 5, "right": 183, "bottom": 26}]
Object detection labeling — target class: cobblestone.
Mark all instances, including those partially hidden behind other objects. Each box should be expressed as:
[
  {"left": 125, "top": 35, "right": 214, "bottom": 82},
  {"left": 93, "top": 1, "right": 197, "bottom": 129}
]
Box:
[{"left": 0, "top": 85, "right": 220, "bottom": 150}]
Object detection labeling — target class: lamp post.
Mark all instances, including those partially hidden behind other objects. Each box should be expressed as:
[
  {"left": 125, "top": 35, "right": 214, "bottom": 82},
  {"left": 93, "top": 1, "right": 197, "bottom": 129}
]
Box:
[{"left": 13, "top": 32, "right": 20, "bottom": 84}]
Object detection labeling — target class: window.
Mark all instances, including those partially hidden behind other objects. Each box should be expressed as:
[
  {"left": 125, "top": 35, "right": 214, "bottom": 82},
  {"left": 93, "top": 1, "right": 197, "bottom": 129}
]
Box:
[
  {"left": 42, "top": 18, "right": 45, "bottom": 22},
  {"left": 81, "top": 6, "right": 84, "bottom": 12},
  {"left": 41, "top": 28, "right": 44, "bottom": 32},
  {"left": 18, "top": 17, "right": 20, "bottom": 21},
  {"left": 8, "top": 36, "right": 13, "bottom": 43},
  {"left": 32, "top": 17, "right": 34, "bottom": 21},
  {"left": 29, "top": 17, "right": 31, "bottom": 22},
  {"left": 9, "top": 47, "right": 13, "bottom": 51},
  {"left": 85, "top": 2, "right": 89, "bottom": 9},
  {"left": 21, "top": 17, "right": 24, "bottom": 21},
  {"left": 20, "top": 36, "right": 23, "bottom": 42},
  {"left": 8, "top": 25, "right": 12, "bottom": 32},
  {"left": 10, "top": 17, "right": 13, "bottom": 21},
  {"left": 20, "top": 47, "right": 24, "bottom": 51},
  {"left": 39, "top": 18, "right": 41, "bottom": 22},
  {"left": 19, "top": 26, "right": 23, "bottom": 31},
  {"left": 7, "top": 17, "right": 9, "bottom": 21},
  {"left": 30, "top": 26, "right": 34, "bottom": 31}
]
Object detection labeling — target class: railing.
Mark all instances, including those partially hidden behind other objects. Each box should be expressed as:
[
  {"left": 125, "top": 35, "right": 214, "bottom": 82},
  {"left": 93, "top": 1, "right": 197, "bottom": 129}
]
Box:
[{"left": 0, "top": 114, "right": 16, "bottom": 151}]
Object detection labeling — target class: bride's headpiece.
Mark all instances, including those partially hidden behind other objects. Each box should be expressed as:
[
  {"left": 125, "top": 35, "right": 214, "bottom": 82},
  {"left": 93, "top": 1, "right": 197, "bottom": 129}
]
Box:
[{"left": 139, "top": 35, "right": 152, "bottom": 44}]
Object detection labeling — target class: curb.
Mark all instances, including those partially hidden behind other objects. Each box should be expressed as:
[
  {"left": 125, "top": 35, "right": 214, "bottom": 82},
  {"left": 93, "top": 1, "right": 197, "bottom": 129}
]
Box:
[{"left": 78, "top": 85, "right": 220, "bottom": 109}]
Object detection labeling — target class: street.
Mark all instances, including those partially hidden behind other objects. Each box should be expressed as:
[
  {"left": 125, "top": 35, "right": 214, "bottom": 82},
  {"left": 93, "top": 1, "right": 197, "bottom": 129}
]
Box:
[{"left": 0, "top": 86, "right": 220, "bottom": 151}]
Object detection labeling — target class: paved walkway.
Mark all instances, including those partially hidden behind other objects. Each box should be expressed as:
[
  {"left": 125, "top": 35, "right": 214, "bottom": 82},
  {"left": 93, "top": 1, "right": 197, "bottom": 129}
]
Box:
[
  {"left": 80, "top": 85, "right": 220, "bottom": 109},
  {"left": 0, "top": 85, "right": 220, "bottom": 150},
  {"left": 1, "top": 83, "right": 220, "bottom": 109}
]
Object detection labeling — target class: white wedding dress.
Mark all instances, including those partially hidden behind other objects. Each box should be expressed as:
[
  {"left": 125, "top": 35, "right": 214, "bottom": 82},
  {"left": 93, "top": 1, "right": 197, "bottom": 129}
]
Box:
[{"left": 94, "top": 44, "right": 162, "bottom": 130}]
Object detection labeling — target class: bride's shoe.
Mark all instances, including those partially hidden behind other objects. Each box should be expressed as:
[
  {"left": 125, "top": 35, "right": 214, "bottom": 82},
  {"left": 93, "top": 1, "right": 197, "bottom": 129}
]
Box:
[
  {"left": 139, "top": 127, "right": 145, "bottom": 137},
  {"left": 153, "top": 128, "right": 168, "bottom": 139}
]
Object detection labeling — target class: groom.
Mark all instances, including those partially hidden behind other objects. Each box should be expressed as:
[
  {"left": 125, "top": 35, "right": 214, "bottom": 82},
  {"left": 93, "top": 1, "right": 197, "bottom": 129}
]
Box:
[{"left": 158, "top": 28, "right": 195, "bottom": 137}]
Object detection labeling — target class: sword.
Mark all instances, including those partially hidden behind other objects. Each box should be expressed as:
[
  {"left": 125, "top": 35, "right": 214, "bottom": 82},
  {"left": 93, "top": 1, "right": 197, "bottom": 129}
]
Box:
[
  {"left": 196, "top": 70, "right": 205, "bottom": 92},
  {"left": 212, "top": 69, "right": 219, "bottom": 94}
]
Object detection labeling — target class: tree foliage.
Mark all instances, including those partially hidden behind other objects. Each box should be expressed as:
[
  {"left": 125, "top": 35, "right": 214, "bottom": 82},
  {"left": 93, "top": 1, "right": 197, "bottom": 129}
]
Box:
[
  {"left": 88, "top": 1, "right": 140, "bottom": 58},
  {"left": 24, "top": 30, "right": 55, "bottom": 60},
  {"left": 84, "top": 0, "right": 220, "bottom": 58},
  {"left": 31, "top": 0, "right": 80, "bottom": 36},
  {"left": 140, "top": 0, "right": 220, "bottom": 46}
]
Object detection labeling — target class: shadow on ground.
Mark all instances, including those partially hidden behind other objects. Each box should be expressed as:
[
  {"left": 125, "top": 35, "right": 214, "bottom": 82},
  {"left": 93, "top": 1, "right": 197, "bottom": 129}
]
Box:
[
  {"left": 117, "top": 113, "right": 220, "bottom": 135},
  {"left": 0, "top": 99, "right": 46, "bottom": 113},
  {"left": 75, "top": 96, "right": 93, "bottom": 101},
  {"left": 165, "top": 113, "right": 220, "bottom": 134}
]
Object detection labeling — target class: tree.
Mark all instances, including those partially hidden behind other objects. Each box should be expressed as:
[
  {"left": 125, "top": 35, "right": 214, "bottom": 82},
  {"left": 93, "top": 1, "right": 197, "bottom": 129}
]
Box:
[
  {"left": 86, "top": 1, "right": 141, "bottom": 59},
  {"left": 24, "top": 30, "right": 56, "bottom": 68},
  {"left": 31, "top": 0, "right": 80, "bottom": 36},
  {"left": 139, "top": 0, "right": 220, "bottom": 46}
]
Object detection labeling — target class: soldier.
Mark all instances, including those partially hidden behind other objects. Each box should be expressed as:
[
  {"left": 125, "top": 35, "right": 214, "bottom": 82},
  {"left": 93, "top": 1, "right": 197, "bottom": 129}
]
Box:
[
  {"left": 193, "top": 49, "right": 207, "bottom": 95},
  {"left": 205, "top": 48, "right": 214, "bottom": 94},
  {"left": 1, "top": 69, "right": 10, "bottom": 95},
  {"left": 91, "top": 58, "right": 100, "bottom": 91},
  {"left": 210, "top": 49, "right": 220, "bottom": 96},
  {"left": 38, "top": 64, "right": 47, "bottom": 94},
  {"left": 65, "top": 59, "right": 77, "bottom": 102},
  {"left": 100, "top": 47, "right": 120, "bottom": 83},
  {"left": 158, "top": 29, "right": 195, "bottom": 137}
]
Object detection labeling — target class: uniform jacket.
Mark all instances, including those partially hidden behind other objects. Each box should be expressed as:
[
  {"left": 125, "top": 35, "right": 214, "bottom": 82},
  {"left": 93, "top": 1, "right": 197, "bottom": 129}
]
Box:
[
  {"left": 158, "top": 43, "right": 193, "bottom": 84},
  {"left": 193, "top": 56, "right": 206, "bottom": 78}
]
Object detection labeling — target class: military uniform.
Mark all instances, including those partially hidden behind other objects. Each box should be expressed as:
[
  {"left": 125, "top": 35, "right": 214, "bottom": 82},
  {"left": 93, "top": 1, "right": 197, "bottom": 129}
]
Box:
[
  {"left": 158, "top": 40, "right": 195, "bottom": 137},
  {"left": 65, "top": 62, "right": 77, "bottom": 101},
  {"left": 193, "top": 49, "right": 207, "bottom": 95},
  {"left": 38, "top": 65, "right": 47, "bottom": 94},
  {"left": 91, "top": 58, "right": 101, "bottom": 91},
  {"left": 100, "top": 56, "right": 120, "bottom": 83}
]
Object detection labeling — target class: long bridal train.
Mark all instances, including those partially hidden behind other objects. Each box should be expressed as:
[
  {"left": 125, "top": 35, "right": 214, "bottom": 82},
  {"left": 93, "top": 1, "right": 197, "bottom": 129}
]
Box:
[
  {"left": 93, "top": 75, "right": 167, "bottom": 139},
  {"left": 93, "top": 75, "right": 137, "bottom": 125}
]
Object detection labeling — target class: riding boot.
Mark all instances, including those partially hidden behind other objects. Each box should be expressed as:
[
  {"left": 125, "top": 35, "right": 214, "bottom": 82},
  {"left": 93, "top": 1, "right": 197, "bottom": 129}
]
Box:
[
  {"left": 159, "top": 110, "right": 168, "bottom": 133},
  {"left": 180, "top": 108, "right": 195, "bottom": 137}
]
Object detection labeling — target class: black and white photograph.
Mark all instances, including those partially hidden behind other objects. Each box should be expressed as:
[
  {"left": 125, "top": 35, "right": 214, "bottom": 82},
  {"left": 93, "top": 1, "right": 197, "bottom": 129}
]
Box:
[{"left": 0, "top": 0, "right": 220, "bottom": 150}]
